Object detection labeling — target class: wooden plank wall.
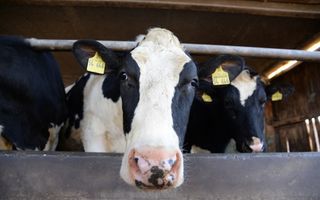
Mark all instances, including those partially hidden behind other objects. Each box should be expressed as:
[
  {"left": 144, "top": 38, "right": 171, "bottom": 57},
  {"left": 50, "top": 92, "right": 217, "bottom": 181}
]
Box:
[{"left": 265, "top": 62, "right": 320, "bottom": 152}]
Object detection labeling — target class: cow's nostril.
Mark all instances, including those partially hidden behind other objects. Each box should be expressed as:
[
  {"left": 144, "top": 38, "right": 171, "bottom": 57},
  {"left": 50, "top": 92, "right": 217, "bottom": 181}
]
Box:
[
  {"left": 168, "top": 159, "right": 175, "bottom": 166},
  {"left": 128, "top": 148, "right": 182, "bottom": 189}
]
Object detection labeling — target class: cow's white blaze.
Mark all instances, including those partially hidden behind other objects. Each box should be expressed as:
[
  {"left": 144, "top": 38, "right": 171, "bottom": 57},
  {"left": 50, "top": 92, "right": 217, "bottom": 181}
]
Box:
[
  {"left": 231, "top": 70, "right": 258, "bottom": 106},
  {"left": 120, "top": 28, "right": 190, "bottom": 186},
  {"left": 81, "top": 75, "right": 125, "bottom": 153}
]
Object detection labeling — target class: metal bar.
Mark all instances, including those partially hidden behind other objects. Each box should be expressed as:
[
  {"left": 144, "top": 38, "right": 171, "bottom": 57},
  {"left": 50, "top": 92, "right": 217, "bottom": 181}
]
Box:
[
  {"left": 26, "top": 38, "right": 320, "bottom": 62},
  {"left": 1, "top": 151, "right": 320, "bottom": 199}
]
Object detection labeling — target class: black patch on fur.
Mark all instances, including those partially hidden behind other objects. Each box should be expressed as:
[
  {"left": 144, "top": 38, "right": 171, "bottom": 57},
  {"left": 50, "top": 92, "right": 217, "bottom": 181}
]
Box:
[
  {"left": 171, "top": 61, "right": 198, "bottom": 147},
  {"left": 0, "top": 36, "right": 67, "bottom": 150},
  {"left": 102, "top": 73, "right": 121, "bottom": 102},
  {"left": 120, "top": 54, "right": 140, "bottom": 134},
  {"left": 148, "top": 166, "right": 165, "bottom": 188},
  {"left": 66, "top": 75, "right": 90, "bottom": 131}
]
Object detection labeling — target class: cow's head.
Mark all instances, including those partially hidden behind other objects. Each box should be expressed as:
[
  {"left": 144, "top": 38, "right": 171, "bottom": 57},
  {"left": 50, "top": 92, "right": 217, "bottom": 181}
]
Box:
[
  {"left": 72, "top": 28, "right": 198, "bottom": 189},
  {"left": 197, "top": 55, "right": 293, "bottom": 153}
]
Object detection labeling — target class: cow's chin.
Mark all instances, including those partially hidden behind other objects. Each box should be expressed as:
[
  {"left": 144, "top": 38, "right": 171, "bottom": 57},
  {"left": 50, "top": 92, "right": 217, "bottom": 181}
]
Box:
[{"left": 120, "top": 147, "right": 184, "bottom": 190}]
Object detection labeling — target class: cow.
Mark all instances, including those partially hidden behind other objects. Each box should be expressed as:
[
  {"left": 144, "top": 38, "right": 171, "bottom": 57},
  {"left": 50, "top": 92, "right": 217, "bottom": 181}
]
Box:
[
  {"left": 58, "top": 28, "right": 198, "bottom": 190},
  {"left": 184, "top": 54, "right": 293, "bottom": 153},
  {"left": 0, "top": 36, "right": 67, "bottom": 151}
]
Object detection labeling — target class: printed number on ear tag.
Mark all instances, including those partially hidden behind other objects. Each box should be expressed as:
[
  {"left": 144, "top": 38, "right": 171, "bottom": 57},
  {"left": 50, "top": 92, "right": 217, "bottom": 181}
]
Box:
[
  {"left": 211, "top": 66, "right": 230, "bottom": 86},
  {"left": 202, "top": 93, "right": 213, "bottom": 103},
  {"left": 271, "top": 91, "right": 283, "bottom": 101},
  {"left": 87, "top": 52, "right": 106, "bottom": 74}
]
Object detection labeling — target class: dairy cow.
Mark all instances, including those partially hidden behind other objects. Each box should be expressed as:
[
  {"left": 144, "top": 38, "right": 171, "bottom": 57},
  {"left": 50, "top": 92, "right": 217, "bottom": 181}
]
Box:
[
  {"left": 0, "top": 36, "right": 67, "bottom": 151},
  {"left": 184, "top": 55, "right": 293, "bottom": 153},
  {"left": 59, "top": 28, "right": 198, "bottom": 189}
]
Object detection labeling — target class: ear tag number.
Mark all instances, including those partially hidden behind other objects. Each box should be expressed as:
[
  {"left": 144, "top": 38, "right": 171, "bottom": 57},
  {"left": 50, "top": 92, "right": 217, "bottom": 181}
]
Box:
[
  {"left": 202, "top": 93, "right": 213, "bottom": 103},
  {"left": 271, "top": 91, "right": 283, "bottom": 101},
  {"left": 211, "top": 66, "right": 230, "bottom": 86},
  {"left": 87, "top": 52, "right": 106, "bottom": 74}
]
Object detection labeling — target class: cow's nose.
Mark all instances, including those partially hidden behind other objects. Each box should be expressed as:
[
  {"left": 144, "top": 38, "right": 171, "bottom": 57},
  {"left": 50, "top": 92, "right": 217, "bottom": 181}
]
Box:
[
  {"left": 128, "top": 147, "right": 181, "bottom": 189},
  {"left": 249, "top": 137, "right": 264, "bottom": 152}
]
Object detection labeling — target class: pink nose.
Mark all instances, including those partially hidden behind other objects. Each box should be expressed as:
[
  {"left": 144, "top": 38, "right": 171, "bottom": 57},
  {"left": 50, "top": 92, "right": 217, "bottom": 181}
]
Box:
[
  {"left": 249, "top": 137, "right": 264, "bottom": 152},
  {"left": 128, "top": 147, "right": 181, "bottom": 189}
]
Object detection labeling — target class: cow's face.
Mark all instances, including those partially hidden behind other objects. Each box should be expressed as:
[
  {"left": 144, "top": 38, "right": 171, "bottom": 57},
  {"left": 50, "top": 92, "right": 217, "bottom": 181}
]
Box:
[
  {"left": 197, "top": 55, "right": 294, "bottom": 153},
  {"left": 72, "top": 28, "right": 198, "bottom": 189},
  {"left": 197, "top": 55, "right": 266, "bottom": 153},
  {"left": 120, "top": 29, "right": 197, "bottom": 189},
  {"left": 225, "top": 71, "right": 267, "bottom": 153}
]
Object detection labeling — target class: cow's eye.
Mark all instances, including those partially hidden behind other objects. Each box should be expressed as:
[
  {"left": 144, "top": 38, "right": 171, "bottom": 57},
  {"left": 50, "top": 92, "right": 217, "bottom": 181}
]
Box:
[
  {"left": 259, "top": 97, "right": 267, "bottom": 105},
  {"left": 120, "top": 72, "right": 128, "bottom": 81},
  {"left": 190, "top": 79, "right": 198, "bottom": 88}
]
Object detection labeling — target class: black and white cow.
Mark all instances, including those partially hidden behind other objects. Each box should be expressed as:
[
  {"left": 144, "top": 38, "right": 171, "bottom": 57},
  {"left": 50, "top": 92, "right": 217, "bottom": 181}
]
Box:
[
  {"left": 59, "top": 28, "right": 198, "bottom": 189},
  {"left": 0, "top": 36, "right": 67, "bottom": 151},
  {"left": 184, "top": 55, "right": 293, "bottom": 153}
]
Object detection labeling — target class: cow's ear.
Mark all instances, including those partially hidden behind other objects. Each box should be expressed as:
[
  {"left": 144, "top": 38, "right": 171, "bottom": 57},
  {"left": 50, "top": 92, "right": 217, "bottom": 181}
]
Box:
[
  {"left": 198, "top": 54, "right": 245, "bottom": 86},
  {"left": 266, "top": 83, "right": 295, "bottom": 101},
  {"left": 72, "top": 40, "right": 121, "bottom": 75}
]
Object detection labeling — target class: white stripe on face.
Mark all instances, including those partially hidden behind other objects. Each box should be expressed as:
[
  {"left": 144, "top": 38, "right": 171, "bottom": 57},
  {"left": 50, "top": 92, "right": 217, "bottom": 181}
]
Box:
[
  {"left": 231, "top": 70, "right": 258, "bottom": 106},
  {"left": 120, "top": 28, "right": 190, "bottom": 187},
  {"left": 126, "top": 29, "right": 190, "bottom": 150}
]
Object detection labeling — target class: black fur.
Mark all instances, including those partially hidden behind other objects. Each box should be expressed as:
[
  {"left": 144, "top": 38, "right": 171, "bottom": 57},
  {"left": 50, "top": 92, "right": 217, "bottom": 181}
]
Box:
[
  {"left": 172, "top": 61, "right": 198, "bottom": 147},
  {"left": 120, "top": 54, "right": 140, "bottom": 134},
  {"left": 0, "top": 36, "right": 67, "bottom": 150},
  {"left": 184, "top": 55, "right": 266, "bottom": 153}
]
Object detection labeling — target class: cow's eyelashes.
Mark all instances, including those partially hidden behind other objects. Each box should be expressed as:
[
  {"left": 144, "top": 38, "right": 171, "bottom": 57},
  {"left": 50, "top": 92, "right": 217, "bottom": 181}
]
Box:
[
  {"left": 190, "top": 79, "right": 199, "bottom": 88},
  {"left": 120, "top": 72, "right": 128, "bottom": 81},
  {"left": 259, "top": 97, "right": 267, "bottom": 105}
]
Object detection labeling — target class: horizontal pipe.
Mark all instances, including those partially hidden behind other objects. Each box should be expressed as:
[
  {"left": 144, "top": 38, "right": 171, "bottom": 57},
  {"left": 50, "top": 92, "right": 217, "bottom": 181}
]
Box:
[{"left": 26, "top": 38, "right": 320, "bottom": 62}]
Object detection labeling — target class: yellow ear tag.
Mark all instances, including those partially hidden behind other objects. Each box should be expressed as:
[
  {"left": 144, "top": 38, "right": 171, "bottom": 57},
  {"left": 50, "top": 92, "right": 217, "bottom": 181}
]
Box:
[
  {"left": 202, "top": 93, "right": 213, "bottom": 103},
  {"left": 271, "top": 91, "right": 283, "bottom": 101},
  {"left": 211, "top": 66, "right": 230, "bottom": 86},
  {"left": 87, "top": 52, "right": 106, "bottom": 74}
]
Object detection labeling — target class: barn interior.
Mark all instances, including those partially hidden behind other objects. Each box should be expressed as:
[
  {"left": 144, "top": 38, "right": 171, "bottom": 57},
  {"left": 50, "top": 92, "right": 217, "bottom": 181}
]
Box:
[{"left": 1, "top": 0, "right": 320, "bottom": 152}]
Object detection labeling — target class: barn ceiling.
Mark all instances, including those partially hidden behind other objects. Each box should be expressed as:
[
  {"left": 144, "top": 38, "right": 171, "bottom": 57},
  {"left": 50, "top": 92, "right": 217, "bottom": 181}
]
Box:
[{"left": 1, "top": 0, "right": 320, "bottom": 85}]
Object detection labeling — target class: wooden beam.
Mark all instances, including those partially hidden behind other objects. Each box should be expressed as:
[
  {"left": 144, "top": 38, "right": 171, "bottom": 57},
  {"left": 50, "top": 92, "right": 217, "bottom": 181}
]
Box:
[
  {"left": 1, "top": 151, "right": 320, "bottom": 199},
  {"left": 1, "top": 0, "right": 320, "bottom": 19}
]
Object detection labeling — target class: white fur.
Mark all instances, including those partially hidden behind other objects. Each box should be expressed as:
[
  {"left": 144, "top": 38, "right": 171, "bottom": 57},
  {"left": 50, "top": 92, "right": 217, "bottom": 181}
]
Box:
[
  {"left": 43, "top": 123, "right": 63, "bottom": 151},
  {"left": 0, "top": 125, "right": 3, "bottom": 134},
  {"left": 231, "top": 70, "right": 258, "bottom": 106},
  {"left": 65, "top": 83, "right": 75, "bottom": 93},
  {"left": 81, "top": 74, "right": 125, "bottom": 153},
  {"left": 120, "top": 28, "right": 190, "bottom": 187}
]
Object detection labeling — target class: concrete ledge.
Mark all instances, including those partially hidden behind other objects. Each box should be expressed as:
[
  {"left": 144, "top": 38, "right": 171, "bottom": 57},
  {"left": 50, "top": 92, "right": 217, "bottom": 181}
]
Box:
[{"left": 0, "top": 151, "right": 320, "bottom": 199}]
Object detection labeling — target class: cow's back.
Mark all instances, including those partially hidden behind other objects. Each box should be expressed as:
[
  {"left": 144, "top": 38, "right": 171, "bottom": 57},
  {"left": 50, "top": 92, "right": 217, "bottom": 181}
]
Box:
[{"left": 0, "top": 36, "right": 67, "bottom": 150}]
